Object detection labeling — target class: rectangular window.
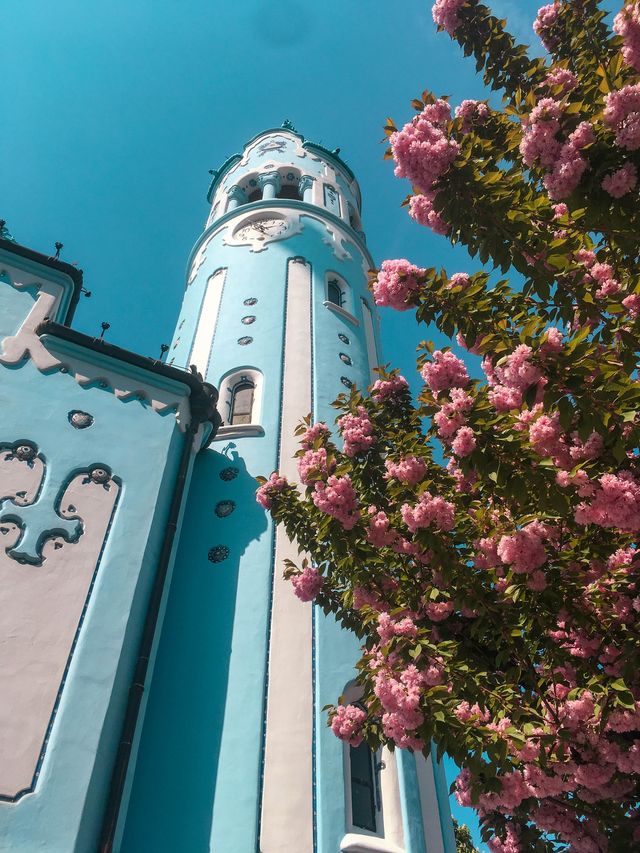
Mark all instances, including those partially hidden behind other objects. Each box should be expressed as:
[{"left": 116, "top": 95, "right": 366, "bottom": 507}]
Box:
[{"left": 350, "top": 742, "right": 377, "bottom": 832}]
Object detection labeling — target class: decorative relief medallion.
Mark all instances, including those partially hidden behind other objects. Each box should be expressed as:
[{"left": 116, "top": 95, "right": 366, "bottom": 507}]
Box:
[
  {"left": 0, "top": 445, "right": 120, "bottom": 800},
  {"left": 237, "top": 336, "right": 253, "bottom": 346},
  {"left": 208, "top": 545, "right": 230, "bottom": 563},
  {"left": 243, "top": 297, "right": 258, "bottom": 306},
  {"left": 68, "top": 410, "right": 94, "bottom": 430},
  {"left": 219, "top": 467, "right": 239, "bottom": 481},
  {"left": 241, "top": 316, "right": 256, "bottom": 325},
  {"left": 215, "top": 500, "right": 236, "bottom": 518}
]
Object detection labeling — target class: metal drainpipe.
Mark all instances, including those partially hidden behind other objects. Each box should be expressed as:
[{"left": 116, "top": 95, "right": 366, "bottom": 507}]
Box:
[{"left": 98, "top": 407, "right": 211, "bottom": 852}]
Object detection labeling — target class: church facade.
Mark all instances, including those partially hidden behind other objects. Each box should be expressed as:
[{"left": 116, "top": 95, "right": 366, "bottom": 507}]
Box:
[{"left": 0, "top": 127, "right": 456, "bottom": 853}]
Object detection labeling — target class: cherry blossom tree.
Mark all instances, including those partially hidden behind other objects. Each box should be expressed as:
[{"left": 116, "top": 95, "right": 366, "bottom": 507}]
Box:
[{"left": 257, "top": 2, "right": 640, "bottom": 849}]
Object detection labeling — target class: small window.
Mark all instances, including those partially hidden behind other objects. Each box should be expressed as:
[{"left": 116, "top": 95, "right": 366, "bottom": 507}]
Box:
[
  {"left": 327, "top": 278, "right": 343, "bottom": 306},
  {"left": 348, "top": 203, "right": 361, "bottom": 232},
  {"left": 350, "top": 739, "right": 377, "bottom": 832},
  {"left": 230, "top": 378, "right": 255, "bottom": 425}
]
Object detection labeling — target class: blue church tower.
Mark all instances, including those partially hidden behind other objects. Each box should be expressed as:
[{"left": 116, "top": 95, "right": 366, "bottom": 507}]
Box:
[
  {"left": 117, "top": 125, "right": 455, "bottom": 853},
  {"left": 0, "top": 127, "right": 456, "bottom": 852}
]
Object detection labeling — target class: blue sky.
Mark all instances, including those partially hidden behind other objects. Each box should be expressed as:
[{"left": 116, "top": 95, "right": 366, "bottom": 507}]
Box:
[{"left": 3, "top": 0, "right": 546, "bottom": 847}]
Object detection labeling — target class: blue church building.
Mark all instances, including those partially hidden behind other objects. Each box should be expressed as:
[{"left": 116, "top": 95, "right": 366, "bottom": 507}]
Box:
[{"left": 0, "top": 125, "right": 456, "bottom": 853}]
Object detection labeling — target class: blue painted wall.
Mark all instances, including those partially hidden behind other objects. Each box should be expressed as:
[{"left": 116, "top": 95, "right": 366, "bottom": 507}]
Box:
[{"left": 0, "top": 256, "right": 196, "bottom": 852}]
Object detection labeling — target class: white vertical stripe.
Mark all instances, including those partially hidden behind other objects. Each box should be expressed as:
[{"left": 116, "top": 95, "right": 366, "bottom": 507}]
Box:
[
  {"left": 361, "top": 297, "right": 379, "bottom": 384},
  {"left": 260, "top": 259, "right": 313, "bottom": 852},
  {"left": 189, "top": 268, "right": 225, "bottom": 375},
  {"left": 415, "top": 755, "right": 445, "bottom": 853}
]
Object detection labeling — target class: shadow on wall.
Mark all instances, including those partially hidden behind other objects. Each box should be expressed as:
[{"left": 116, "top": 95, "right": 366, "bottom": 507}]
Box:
[{"left": 119, "top": 444, "right": 268, "bottom": 853}]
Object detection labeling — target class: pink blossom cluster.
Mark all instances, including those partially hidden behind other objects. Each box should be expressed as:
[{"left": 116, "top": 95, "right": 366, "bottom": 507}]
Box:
[
  {"left": 255, "top": 472, "right": 288, "bottom": 509},
  {"left": 544, "top": 66, "right": 578, "bottom": 93},
  {"left": 602, "top": 162, "right": 637, "bottom": 198},
  {"left": 291, "top": 564, "right": 324, "bottom": 602},
  {"left": 454, "top": 99, "right": 489, "bottom": 132},
  {"left": 586, "top": 261, "right": 621, "bottom": 299},
  {"left": 297, "top": 447, "right": 335, "bottom": 485},
  {"left": 330, "top": 704, "right": 367, "bottom": 747},
  {"left": 373, "top": 663, "right": 441, "bottom": 750},
  {"left": 385, "top": 456, "right": 427, "bottom": 486},
  {"left": 371, "top": 373, "right": 409, "bottom": 402},
  {"left": 390, "top": 100, "right": 459, "bottom": 235},
  {"left": 447, "top": 272, "right": 471, "bottom": 289},
  {"left": 487, "top": 824, "right": 521, "bottom": 853},
  {"left": 422, "top": 350, "right": 469, "bottom": 394},
  {"left": 604, "top": 84, "right": 640, "bottom": 150},
  {"left": 401, "top": 491, "right": 455, "bottom": 532},
  {"left": 338, "top": 406, "right": 375, "bottom": 457},
  {"left": 451, "top": 425, "right": 476, "bottom": 457},
  {"left": 447, "top": 458, "right": 477, "bottom": 493},
  {"left": 484, "top": 345, "right": 542, "bottom": 411},
  {"left": 372, "top": 259, "right": 424, "bottom": 311},
  {"left": 408, "top": 192, "right": 450, "bottom": 235},
  {"left": 533, "top": 2, "right": 560, "bottom": 51},
  {"left": 613, "top": 2, "right": 640, "bottom": 72},
  {"left": 377, "top": 612, "right": 418, "bottom": 643},
  {"left": 520, "top": 98, "right": 592, "bottom": 199},
  {"left": 366, "top": 509, "right": 397, "bottom": 547},
  {"left": 454, "top": 701, "right": 491, "bottom": 723},
  {"left": 299, "top": 421, "right": 330, "bottom": 450},
  {"left": 431, "top": 0, "right": 466, "bottom": 36},
  {"left": 497, "top": 525, "right": 547, "bottom": 574},
  {"left": 529, "top": 410, "right": 603, "bottom": 471},
  {"left": 623, "top": 292, "right": 640, "bottom": 316},
  {"left": 312, "top": 474, "right": 360, "bottom": 530},
  {"left": 425, "top": 600, "right": 455, "bottom": 622},
  {"left": 540, "top": 326, "right": 563, "bottom": 356},
  {"left": 434, "top": 387, "right": 474, "bottom": 444},
  {"left": 575, "top": 471, "right": 640, "bottom": 532}
]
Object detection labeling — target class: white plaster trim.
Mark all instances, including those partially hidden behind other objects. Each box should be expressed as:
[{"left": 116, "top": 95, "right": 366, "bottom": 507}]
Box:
[
  {"left": 323, "top": 301, "right": 360, "bottom": 327},
  {"left": 212, "top": 424, "right": 265, "bottom": 440},
  {"left": 360, "top": 298, "right": 380, "bottom": 385},
  {"left": 0, "top": 291, "right": 191, "bottom": 428},
  {"left": 340, "top": 835, "right": 405, "bottom": 853},
  {"left": 260, "top": 259, "right": 313, "bottom": 851},
  {"left": 189, "top": 268, "right": 226, "bottom": 375},
  {"left": 223, "top": 211, "right": 302, "bottom": 252},
  {"left": 415, "top": 754, "right": 446, "bottom": 853}
]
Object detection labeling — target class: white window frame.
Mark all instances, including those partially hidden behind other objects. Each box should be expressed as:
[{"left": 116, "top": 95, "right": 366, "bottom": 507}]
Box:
[{"left": 213, "top": 367, "right": 264, "bottom": 440}]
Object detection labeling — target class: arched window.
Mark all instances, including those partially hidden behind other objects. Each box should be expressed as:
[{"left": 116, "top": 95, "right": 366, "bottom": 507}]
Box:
[
  {"left": 348, "top": 706, "right": 379, "bottom": 832},
  {"left": 348, "top": 202, "right": 362, "bottom": 232},
  {"left": 277, "top": 183, "right": 300, "bottom": 200},
  {"left": 229, "top": 377, "right": 255, "bottom": 425},
  {"left": 327, "top": 278, "right": 343, "bottom": 307}
]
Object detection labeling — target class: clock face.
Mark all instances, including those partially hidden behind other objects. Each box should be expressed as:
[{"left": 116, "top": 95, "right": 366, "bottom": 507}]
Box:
[{"left": 234, "top": 216, "right": 290, "bottom": 242}]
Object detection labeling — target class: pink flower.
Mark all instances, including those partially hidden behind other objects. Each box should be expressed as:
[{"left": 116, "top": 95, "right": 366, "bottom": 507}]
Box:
[
  {"left": 540, "top": 326, "right": 563, "bottom": 356},
  {"left": 602, "top": 162, "right": 638, "bottom": 198},
  {"left": 604, "top": 84, "right": 640, "bottom": 150},
  {"left": 497, "top": 527, "right": 547, "bottom": 574},
  {"left": 533, "top": 2, "right": 560, "bottom": 51},
  {"left": 544, "top": 67, "right": 578, "bottom": 93},
  {"left": 297, "top": 447, "right": 335, "bottom": 485},
  {"left": 447, "top": 272, "right": 471, "bottom": 289},
  {"left": 371, "top": 374, "right": 409, "bottom": 401},
  {"left": 575, "top": 471, "right": 640, "bottom": 532},
  {"left": 291, "top": 564, "right": 323, "bottom": 601},
  {"left": 391, "top": 101, "right": 458, "bottom": 193},
  {"left": 614, "top": 2, "right": 640, "bottom": 72},
  {"left": 451, "top": 426, "right": 476, "bottom": 457},
  {"left": 552, "top": 202, "right": 569, "bottom": 219},
  {"left": 300, "top": 421, "right": 330, "bottom": 450},
  {"left": 256, "top": 472, "right": 288, "bottom": 509},
  {"left": 455, "top": 99, "right": 489, "bottom": 132},
  {"left": 623, "top": 292, "right": 640, "bottom": 317},
  {"left": 401, "top": 491, "right": 455, "bottom": 532},
  {"left": 408, "top": 192, "right": 450, "bottom": 235},
  {"left": 385, "top": 456, "right": 427, "bottom": 486},
  {"left": 421, "top": 350, "right": 469, "bottom": 393},
  {"left": 331, "top": 704, "right": 366, "bottom": 747},
  {"left": 432, "top": 0, "right": 466, "bottom": 36},
  {"left": 373, "top": 259, "right": 424, "bottom": 311},
  {"left": 425, "top": 600, "right": 455, "bottom": 622},
  {"left": 366, "top": 509, "right": 397, "bottom": 547},
  {"left": 338, "top": 406, "right": 375, "bottom": 456},
  {"left": 312, "top": 475, "right": 360, "bottom": 530}
]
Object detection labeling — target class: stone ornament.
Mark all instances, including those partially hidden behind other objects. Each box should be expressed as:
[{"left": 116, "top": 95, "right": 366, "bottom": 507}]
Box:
[{"left": 68, "top": 410, "right": 94, "bottom": 429}]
